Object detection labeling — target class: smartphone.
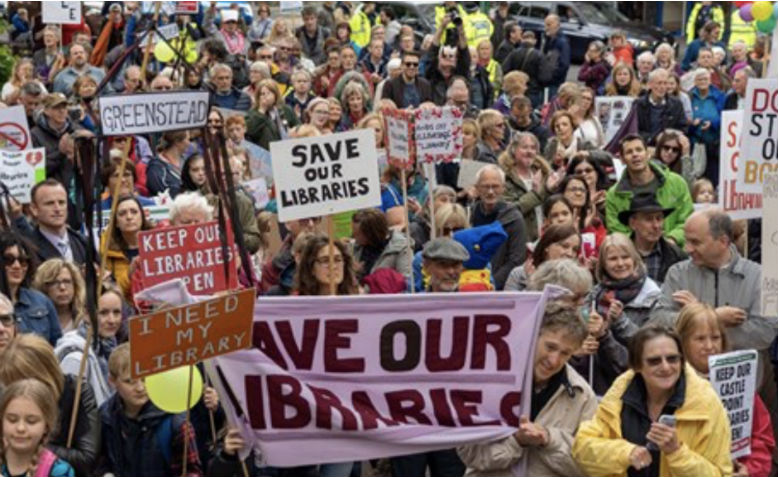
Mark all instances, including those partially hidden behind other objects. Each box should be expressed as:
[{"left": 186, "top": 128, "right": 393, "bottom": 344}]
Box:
[{"left": 647, "top": 414, "right": 676, "bottom": 450}]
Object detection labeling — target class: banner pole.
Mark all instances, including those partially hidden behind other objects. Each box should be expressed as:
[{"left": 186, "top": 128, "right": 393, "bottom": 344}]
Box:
[
  {"left": 140, "top": 1, "right": 162, "bottom": 85},
  {"left": 401, "top": 169, "right": 415, "bottom": 294},
  {"left": 181, "top": 364, "right": 195, "bottom": 477},
  {"left": 205, "top": 372, "right": 218, "bottom": 445},
  {"left": 327, "top": 215, "right": 336, "bottom": 295}
]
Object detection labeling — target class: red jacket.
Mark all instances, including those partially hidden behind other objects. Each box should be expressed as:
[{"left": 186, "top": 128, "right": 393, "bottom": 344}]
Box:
[{"left": 739, "top": 395, "right": 775, "bottom": 477}]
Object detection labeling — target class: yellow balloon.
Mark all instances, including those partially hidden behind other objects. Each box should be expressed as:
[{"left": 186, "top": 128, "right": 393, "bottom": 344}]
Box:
[
  {"left": 153, "top": 41, "right": 175, "bottom": 63},
  {"left": 752, "top": 1, "right": 774, "bottom": 21},
  {"left": 146, "top": 366, "right": 204, "bottom": 413}
]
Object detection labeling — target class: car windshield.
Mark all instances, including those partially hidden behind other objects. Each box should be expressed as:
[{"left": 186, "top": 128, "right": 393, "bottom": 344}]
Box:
[{"left": 589, "top": 3, "right": 632, "bottom": 23}]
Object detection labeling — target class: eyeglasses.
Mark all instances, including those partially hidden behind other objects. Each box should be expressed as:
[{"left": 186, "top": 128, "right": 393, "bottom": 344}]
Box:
[
  {"left": 0, "top": 314, "right": 17, "bottom": 327},
  {"left": 3, "top": 255, "right": 29, "bottom": 267},
  {"left": 661, "top": 145, "right": 681, "bottom": 154},
  {"left": 477, "top": 184, "right": 502, "bottom": 192},
  {"left": 46, "top": 278, "right": 73, "bottom": 289},
  {"left": 644, "top": 354, "right": 682, "bottom": 367},
  {"left": 314, "top": 256, "right": 344, "bottom": 266},
  {"left": 404, "top": 62, "right": 419, "bottom": 67}
]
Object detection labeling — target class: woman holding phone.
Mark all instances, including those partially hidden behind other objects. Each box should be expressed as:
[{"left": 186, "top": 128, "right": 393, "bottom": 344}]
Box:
[{"left": 573, "top": 326, "right": 732, "bottom": 477}]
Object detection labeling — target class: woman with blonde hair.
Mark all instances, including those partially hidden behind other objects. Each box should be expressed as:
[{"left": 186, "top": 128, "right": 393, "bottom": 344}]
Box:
[
  {"left": 0, "top": 334, "right": 100, "bottom": 476},
  {"left": 571, "top": 87, "right": 605, "bottom": 148},
  {"left": 492, "top": 70, "right": 529, "bottom": 114},
  {"left": 676, "top": 303, "right": 775, "bottom": 477},
  {"left": 605, "top": 62, "right": 642, "bottom": 97},
  {"left": 1, "top": 57, "right": 46, "bottom": 103},
  {"left": 356, "top": 113, "right": 385, "bottom": 149},
  {"left": 266, "top": 18, "right": 293, "bottom": 48},
  {"left": 462, "top": 118, "right": 481, "bottom": 161},
  {"left": 245, "top": 78, "right": 299, "bottom": 149},
  {"left": 32, "top": 259, "right": 85, "bottom": 334},
  {"left": 475, "top": 109, "right": 506, "bottom": 164},
  {"left": 304, "top": 97, "right": 331, "bottom": 133}
]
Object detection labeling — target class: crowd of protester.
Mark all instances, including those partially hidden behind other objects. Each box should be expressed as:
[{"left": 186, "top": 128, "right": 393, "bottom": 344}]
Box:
[{"left": 0, "top": 1, "right": 775, "bottom": 476}]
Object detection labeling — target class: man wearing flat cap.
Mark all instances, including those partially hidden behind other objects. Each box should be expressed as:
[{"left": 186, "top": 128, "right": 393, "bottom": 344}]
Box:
[
  {"left": 620, "top": 192, "right": 686, "bottom": 285},
  {"left": 421, "top": 237, "right": 470, "bottom": 293}
]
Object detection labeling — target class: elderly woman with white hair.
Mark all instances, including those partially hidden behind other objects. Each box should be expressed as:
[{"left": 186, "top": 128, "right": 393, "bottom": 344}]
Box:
[
  {"left": 169, "top": 190, "right": 214, "bottom": 226},
  {"left": 654, "top": 43, "right": 682, "bottom": 76},
  {"left": 689, "top": 67, "right": 724, "bottom": 183}
]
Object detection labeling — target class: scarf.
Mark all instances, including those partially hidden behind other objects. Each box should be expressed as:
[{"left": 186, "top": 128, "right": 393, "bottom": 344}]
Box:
[
  {"left": 594, "top": 270, "right": 646, "bottom": 317},
  {"left": 221, "top": 28, "right": 245, "bottom": 55}
]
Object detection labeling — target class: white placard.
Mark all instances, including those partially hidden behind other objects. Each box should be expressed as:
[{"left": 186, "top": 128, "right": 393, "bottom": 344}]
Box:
[
  {"left": 149, "top": 23, "right": 179, "bottom": 45},
  {"left": 595, "top": 96, "right": 635, "bottom": 145},
  {"left": 242, "top": 177, "right": 270, "bottom": 209},
  {"left": 740, "top": 78, "right": 778, "bottom": 193},
  {"left": 762, "top": 172, "right": 778, "bottom": 318},
  {"left": 719, "top": 110, "right": 762, "bottom": 220},
  {"left": 0, "top": 148, "right": 46, "bottom": 203},
  {"left": 0, "top": 105, "right": 32, "bottom": 152},
  {"left": 709, "top": 349, "right": 758, "bottom": 459},
  {"left": 457, "top": 159, "right": 488, "bottom": 190},
  {"left": 385, "top": 114, "right": 411, "bottom": 165},
  {"left": 414, "top": 107, "right": 464, "bottom": 163},
  {"left": 98, "top": 91, "right": 209, "bottom": 136},
  {"left": 42, "top": 2, "right": 82, "bottom": 25},
  {"left": 270, "top": 129, "right": 381, "bottom": 222}
]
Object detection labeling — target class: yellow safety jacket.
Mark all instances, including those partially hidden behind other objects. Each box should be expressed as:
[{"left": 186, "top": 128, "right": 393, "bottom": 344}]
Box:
[
  {"left": 435, "top": 4, "right": 468, "bottom": 46},
  {"left": 349, "top": 10, "right": 374, "bottom": 49},
  {"left": 728, "top": 9, "right": 757, "bottom": 49},
  {"left": 685, "top": 2, "right": 724, "bottom": 43},
  {"left": 465, "top": 10, "right": 494, "bottom": 49}
]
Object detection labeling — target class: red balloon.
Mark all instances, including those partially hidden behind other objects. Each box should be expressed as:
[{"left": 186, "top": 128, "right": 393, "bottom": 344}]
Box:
[{"left": 734, "top": 1, "right": 752, "bottom": 6}]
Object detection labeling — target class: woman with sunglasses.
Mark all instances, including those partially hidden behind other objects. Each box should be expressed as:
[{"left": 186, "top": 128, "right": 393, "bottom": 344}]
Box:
[
  {"left": 653, "top": 129, "right": 703, "bottom": 186},
  {"left": 573, "top": 326, "right": 732, "bottom": 477},
  {"left": 675, "top": 303, "right": 775, "bottom": 477},
  {"left": 0, "top": 232, "right": 61, "bottom": 346}
]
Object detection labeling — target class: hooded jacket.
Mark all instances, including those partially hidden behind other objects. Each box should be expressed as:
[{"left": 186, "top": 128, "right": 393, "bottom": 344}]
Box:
[
  {"left": 653, "top": 245, "right": 776, "bottom": 351},
  {"left": 573, "top": 365, "right": 732, "bottom": 477},
  {"left": 471, "top": 201, "right": 527, "bottom": 290},
  {"left": 55, "top": 326, "right": 113, "bottom": 407},
  {"left": 605, "top": 160, "right": 694, "bottom": 247},
  {"left": 31, "top": 114, "right": 81, "bottom": 186},
  {"left": 458, "top": 365, "right": 597, "bottom": 477}
]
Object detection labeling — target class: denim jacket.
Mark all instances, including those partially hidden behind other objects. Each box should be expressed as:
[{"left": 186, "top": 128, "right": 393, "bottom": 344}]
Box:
[{"left": 15, "top": 287, "right": 62, "bottom": 345}]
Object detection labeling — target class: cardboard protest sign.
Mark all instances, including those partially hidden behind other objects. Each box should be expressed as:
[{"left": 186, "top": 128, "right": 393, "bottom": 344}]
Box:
[
  {"left": 271, "top": 129, "right": 381, "bottom": 222},
  {"left": 414, "top": 106, "right": 464, "bottom": 163},
  {"left": 0, "top": 106, "right": 32, "bottom": 152},
  {"left": 457, "top": 159, "right": 489, "bottom": 190},
  {"left": 138, "top": 220, "right": 238, "bottom": 295},
  {"left": 42, "top": 2, "right": 82, "bottom": 24},
  {"left": 709, "top": 350, "right": 758, "bottom": 458},
  {"left": 99, "top": 91, "right": 209, "bottom": 136},
  {"left": 762, "top": 172, "right": 778, "bottom": 317},
  {"left": 129, "top": 289, "right": 254, "bottom": 378},
  {"left": 0, "top": 148, "right": 45, "bottom": 203},
  {"left": 383, "top": 108, "right": 413, "bottom": 169},
  {"left": 149, "top": 22, "right": 179, "bottom": 45},
  {"left": 740, "top": 79, "right": 778, "bottom": 193},
  {"left": 209, "top": 292, "right": 547, "bottom": 467},
  {"left": 719, "top": 110, "right": 762, "bottom": 220},
  {"left": 175, "top": 1, "right": 199, "bottom": 14},
  {"left": 596, "top": 96, "right": 635, "bottom": 145}
]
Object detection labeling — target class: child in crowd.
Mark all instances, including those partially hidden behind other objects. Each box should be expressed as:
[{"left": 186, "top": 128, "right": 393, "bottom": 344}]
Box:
[
  {"left": 0, "top": 379, "right": 75, "bottom": 477},
  {"left": 97, "top": 343, "right": 202, "bottom": 477},
  {"left": 691, "top": 177, "right": 715, "bottom": 204}
]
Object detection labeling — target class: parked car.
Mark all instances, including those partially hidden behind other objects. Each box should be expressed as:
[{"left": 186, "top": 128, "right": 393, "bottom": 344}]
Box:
[{"left": 508, "top": 1, "right": 675, "bottom": 63}]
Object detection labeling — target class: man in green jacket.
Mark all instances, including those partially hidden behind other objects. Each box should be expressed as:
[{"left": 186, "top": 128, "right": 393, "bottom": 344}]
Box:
[{"left": 605, "top": 134, "right": 693, "bottom": 247}]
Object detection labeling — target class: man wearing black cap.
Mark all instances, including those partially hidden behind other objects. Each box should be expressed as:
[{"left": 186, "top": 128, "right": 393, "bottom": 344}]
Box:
[{"left": 620, "top": 193, "right": 686, "bottom": 285}]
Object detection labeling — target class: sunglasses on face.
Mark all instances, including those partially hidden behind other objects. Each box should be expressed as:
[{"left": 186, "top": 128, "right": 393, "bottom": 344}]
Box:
[
  {"left": 661, "top": 145, "right": 681, "bottom": 154},
  {"left": 3, "top": 255, "right": 29, "bottom": 266},
  {"left": 404, "top": 62, "right": 419, "bottom": 67},
  {"left": 644, "top": 354, "right": 682, "bottom": 367}
]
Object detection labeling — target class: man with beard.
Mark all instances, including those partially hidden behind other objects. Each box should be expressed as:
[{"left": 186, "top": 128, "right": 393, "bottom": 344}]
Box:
[
  {"left": 52, "top": 44, "right": 106, "bottom": 96},
  {"left": 422, "top": 237, "right": 470, "bottom": 293}
]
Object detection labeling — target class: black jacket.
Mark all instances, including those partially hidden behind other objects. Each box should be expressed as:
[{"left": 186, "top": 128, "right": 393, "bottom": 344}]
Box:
[
  {"left": 501, "top": 43, "right": 543, "bottom": 98},
  {"left": 381, "top": 75, "right": 433, "bottom": 109},
  {"left": 50, "top": 375, "right": 101, "bottom": 477},
  {"left": 654, "top": 236, "right": 687, "bottom": 285},
  {"left": 30, "top": 226, "right": 93, "bottom": 267},
  {"left": 494, "top": 39, "right": 517, "bottom": 64},
  {"left": 723, "top": 91, "right": 741, "bottom": 111},
  {"left": 30, "top": 114, "right": 80, "bottom": 186},
  {"left": 635, "top": 94, "right": 687, "bottom": 144},
  {"left": 471, "top": 201, "right": 527, "bottom": 290},
  {"left": 425, "top": 43, "right": 471, "bottom": 106}
]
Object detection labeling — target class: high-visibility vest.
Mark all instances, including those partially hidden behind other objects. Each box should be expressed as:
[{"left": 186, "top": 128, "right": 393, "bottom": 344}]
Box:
[
  {"left": 465, "top": 10, "right": 493, "bottom": 49},
  {"left": 728, "top": 10, "right": 757, "bottom": 49},
  {"left": 485, "top": 59, "right": 500, "bottom": 87},
  {"left": 435, "top": 4, "right": 468, "bottom": 46},
  {"left": 349, "top": 10, "right": 372, "bottom": 49},
  {"left": 685, "top": 2, "right": 724, "bottom": 44}
]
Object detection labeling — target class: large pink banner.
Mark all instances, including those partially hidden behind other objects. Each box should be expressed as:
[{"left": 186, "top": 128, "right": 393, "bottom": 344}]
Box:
[{"left": 209, "top": 292, "right": 547, "bottom": 466}]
